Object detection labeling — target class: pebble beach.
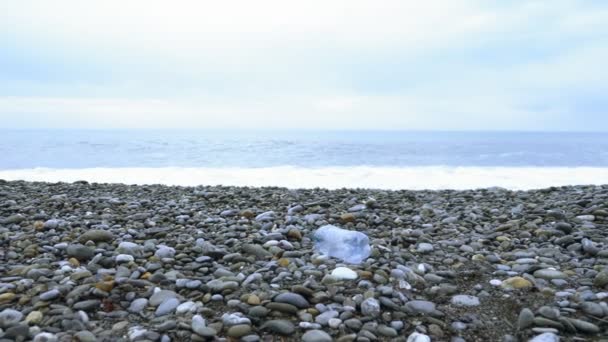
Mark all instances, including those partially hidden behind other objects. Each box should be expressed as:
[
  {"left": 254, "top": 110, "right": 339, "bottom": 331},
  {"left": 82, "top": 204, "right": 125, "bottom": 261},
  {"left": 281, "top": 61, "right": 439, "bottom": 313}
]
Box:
[{"left": 1, "top": 180, "right": 607, "bottom": 342}]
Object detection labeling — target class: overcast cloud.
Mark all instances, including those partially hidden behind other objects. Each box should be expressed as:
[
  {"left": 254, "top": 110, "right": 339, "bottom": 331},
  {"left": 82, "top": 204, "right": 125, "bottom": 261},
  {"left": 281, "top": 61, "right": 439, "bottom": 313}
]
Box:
[{"left": 0, "top": 0, "right": 607, "bottom": 130}]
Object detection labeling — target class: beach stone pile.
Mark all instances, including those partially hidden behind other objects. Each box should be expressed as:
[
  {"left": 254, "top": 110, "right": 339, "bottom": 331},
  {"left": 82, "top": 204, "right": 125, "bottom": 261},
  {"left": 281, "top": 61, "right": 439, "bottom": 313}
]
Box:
[{"left": 0, "top": 180, "right": 607, "bottom": 341}]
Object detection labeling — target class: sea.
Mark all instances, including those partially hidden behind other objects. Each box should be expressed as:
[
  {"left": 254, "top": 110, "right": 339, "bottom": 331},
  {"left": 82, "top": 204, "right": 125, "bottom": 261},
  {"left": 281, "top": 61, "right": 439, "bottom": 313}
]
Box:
[{"left": 1, "top": 130, "right": 607, "bottom": 190}]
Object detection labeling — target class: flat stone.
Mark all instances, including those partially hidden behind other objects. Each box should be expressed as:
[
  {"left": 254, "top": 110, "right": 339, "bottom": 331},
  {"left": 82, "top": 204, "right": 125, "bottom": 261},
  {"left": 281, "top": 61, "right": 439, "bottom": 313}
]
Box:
[
  {"left": 315, "top": 310, "right": 339, "bottom": 325},
  {"left": 149, "top": 290, "right": 178, "bottom": 306},
  {"left": 261, "top": 320, "right": 295, "bottom": 335},
  {"left": 566, "top": 318, "right": 599, "bottom": 334},
  {"left": 73, "top": 300, "right": 101, "bottom": 311},
  {"left": 227, "top": 324, "right": 252, "bottom": 338},
  {"left": 155, "top": 298, "right": 180, "bottom": 316},
  {"left": 128, "top": 298, "right": 149, "bottom": 313},
  {"left": 79, "top": 229, "right": 114, "bottom": 243},
  {"left": 405, "top": 300, "right": 436, "bottom": 314},
  {"left": 67, "top": 244, "right": 95, "bottom": 261},
  {"left": 451, "top": 295, "right": 480, "bottom": 307},
  {"left": 273, "top": 292, "right": 310, "bottom": 309},
  {"left": 533, "top": 269, "right": 567, "bottom": 280},
  {"left": 40, "top": 289, "right": 61, "bottom": 301}
]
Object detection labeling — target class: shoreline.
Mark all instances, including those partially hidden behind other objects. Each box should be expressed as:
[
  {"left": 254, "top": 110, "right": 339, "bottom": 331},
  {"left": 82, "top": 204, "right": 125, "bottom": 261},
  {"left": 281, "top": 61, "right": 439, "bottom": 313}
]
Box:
[
  {"left": 0, "top": 180, "right": 607, "bottom": 341},
  {"left": 2, "top": 166, "right": 608, "bottom": 190}
]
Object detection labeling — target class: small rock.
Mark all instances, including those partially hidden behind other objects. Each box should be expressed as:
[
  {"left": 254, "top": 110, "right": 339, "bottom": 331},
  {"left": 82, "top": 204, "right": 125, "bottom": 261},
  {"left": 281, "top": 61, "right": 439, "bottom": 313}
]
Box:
[
  {"left": 79, "top": 229, "right": 114, "bottom": 243},
  {"left": 517, "top": 308, "right": 535, "bottom": 330},
  {"left": 302, "top": 330, "right": 332, "bottom": 342},
  {"left": 534, "top": 269, "right": 567, "bottom": 280},
  {"left": 331, "top": 267, "right": 358, "bottom": 280},
  {"left": 361, "top": 298, "right": 381, "bottom": 317},
  {"left": 529, "top": 332, "right": 560, "bottom": 342},
  {"left": 406, "top": 332, "right": 431, "bottom": 342},
  {"left": 261, "top": 320, "right": 295, "bottom": 335},
  {"left": 155, "top": 298, "right": 180, "bottom": 316},
  {"left": 0, "top": 309, "right": 23, "bottom": 328},
  {"left": 451, "top": 295, "right": 480, "bottom": 307},
  {"left": 274, "top": 292, "right": 310, "bottom": 309}
]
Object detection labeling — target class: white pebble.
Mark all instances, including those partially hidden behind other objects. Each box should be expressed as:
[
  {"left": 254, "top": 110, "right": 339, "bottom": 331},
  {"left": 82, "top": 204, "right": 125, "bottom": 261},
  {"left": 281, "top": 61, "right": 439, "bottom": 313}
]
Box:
[
  {"left": 490, "top": 279, "right": 502, "bottom": 286},
  {"left": 331, "top": 267, "right": 358, "bottom": 280}
]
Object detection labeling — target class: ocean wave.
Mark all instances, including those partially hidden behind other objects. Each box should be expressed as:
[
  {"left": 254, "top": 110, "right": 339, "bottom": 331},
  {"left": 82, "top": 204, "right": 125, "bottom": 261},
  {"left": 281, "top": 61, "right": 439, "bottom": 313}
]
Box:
[{"left": 1, "top": 166, "right": 608, "bottom": 190}]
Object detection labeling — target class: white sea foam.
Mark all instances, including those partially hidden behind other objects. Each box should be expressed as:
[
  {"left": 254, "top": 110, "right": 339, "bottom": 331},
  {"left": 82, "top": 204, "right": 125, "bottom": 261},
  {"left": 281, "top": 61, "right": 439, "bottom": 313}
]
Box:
[{"left": 0, "top": 166, "right": 607, "bottom": 190}]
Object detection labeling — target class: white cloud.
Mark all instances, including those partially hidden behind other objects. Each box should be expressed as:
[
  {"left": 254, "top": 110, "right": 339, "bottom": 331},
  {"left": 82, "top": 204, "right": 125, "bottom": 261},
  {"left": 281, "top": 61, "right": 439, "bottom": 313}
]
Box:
[{"left": 0, "top": 1, "right": 607, "bottom": 130}]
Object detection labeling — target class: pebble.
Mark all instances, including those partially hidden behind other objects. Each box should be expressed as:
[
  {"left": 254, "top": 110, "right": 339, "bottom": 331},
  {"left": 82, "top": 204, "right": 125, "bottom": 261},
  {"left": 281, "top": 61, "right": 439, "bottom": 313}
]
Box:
[
  {"left": 302, "top": 329, "right": 332, "bottom": 342},
  {"left": 155, "top": 297, "right": 180, "bottom": 316},
  {"left": 273, "top": 292, "right": 310, "bottom": 308},
  {"left": 331, "top": 267, "right": 358, "bottom": 280},
  {"left": 406, "top": 332, "right": 431, "bottom": 342},
  {"left": 529, "top": 332, "right": 560, "bottom": 342},
  {"left": 405, "top": 300, "right": 436, "bottom": 314},
  {"left": 451, "top": 294, "right": 480, "bottom": 307},
  {"left": 39, "top": 288, "right": 61, "bottom": 301},
  {"left": 261, "top": 320, "right": 295, "bottom": 335},
  {"left": 360, "top": 298, "right": 381, "bottom": 317},
  {"left": 533, "top": 269, "right": 568, "bottom": 280},
  {"left": 0, "top": 309, "right": 23, "bottom": 328}
]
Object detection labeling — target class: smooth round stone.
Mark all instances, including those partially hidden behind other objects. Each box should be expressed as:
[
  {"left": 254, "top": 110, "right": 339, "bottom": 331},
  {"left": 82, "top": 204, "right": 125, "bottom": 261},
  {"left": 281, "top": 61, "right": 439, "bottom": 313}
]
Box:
[
  {"left": 501, "top": 276, "right": 533, "bottom": 289},
  {"left": 274, "top": 292, "right": 310, "bottom": 309},
  {"left": 176, "top": 301, "right": 197, "bottom": 314},
  {"left": 331, "top": 267, "right": 358, "bottom": 280},
  {"left": 128, "top": 298, "right": 148, "bottom": 313},
  {"left": 0, "top": 309, "right": 24, "bottom": 328},
  {"left": 25, "top": 311, "right": 43, "bottom": 325},
  {"left": 155, "top": 298, "right": 180, "bottom": 316},
  {"left": 451, "top": 295, "right": 480, "bottom": 307},
  {"left": 328, "top": 318, "right": 342, "bottom": 329},
  {"left": 533, "top": 269, "right": 567, "bottom": 280},
  {"left": 206, "top": 279, "right": 239, "bottom": 293},
  {"left": 33, "top": 332, "right": 58, "bottom": 342},
  {"left": 155, "top": 245, "right": 176, "bottom": 259},
  {"left": 79, "top": 229, "right": 114, "bottom": 243},
  {"left": 149, "top": 290, "right": 178, "bottom": 306},
  {"left": 377, "top": 325, "right": 398, "bottom": 337},
  {"left": 116, "top": 254, "right": 135, "bottom": 263},
  {"left": 227, "top": 324, "right": 252, "bottom": 338},
  {"left": 416, "top": 243, "right": 434, "bottom": 253},
  {"left": 192, "top": 315, "right": 209, "bottom": 336},
  {"left": 261, "top": 320, "right": 295, "bottom": 335},
  {"left": 117, "top": 241, "right": 143, "bottom": 256},
  {"left": 405, "top": 300, "right": 436, "bottom": 314},
  {"left": 406, "top": 332, "right": 431, "bottom": 342},
  {"left": 74, "top": 331, "right": 97, "bottom": 342},
  {"left": 361, "top": 298, "right": 381, "bottom": 317},
  {"left": 581, "top": 302, "right": 605, "bottom": 317},
  {"left": 489, "top": 279, "right": 502, "bottom": 286},
  {"left": 302, "top": 329, "right": 332, "bottom": 342},
  {"left": 315, "top": 311, "right": 339, "bottom": 325},
  {"left": 529, "top": 332, "right": 560, "bottom": 342},
  {"left": 66, "top": 244, "right": 94, "bottom": 261}
]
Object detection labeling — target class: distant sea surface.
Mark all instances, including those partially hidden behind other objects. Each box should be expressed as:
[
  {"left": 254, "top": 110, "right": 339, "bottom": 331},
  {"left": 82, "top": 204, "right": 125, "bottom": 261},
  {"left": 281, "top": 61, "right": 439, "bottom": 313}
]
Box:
[{"left": 1, "top": 130, "right": 607, "bottom": 190}]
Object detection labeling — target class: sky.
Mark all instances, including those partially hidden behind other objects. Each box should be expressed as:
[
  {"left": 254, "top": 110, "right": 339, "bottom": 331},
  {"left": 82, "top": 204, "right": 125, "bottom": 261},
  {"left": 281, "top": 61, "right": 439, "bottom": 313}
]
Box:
[{"left": 0, "top": 0, "right": 607, "bottom": 131}]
